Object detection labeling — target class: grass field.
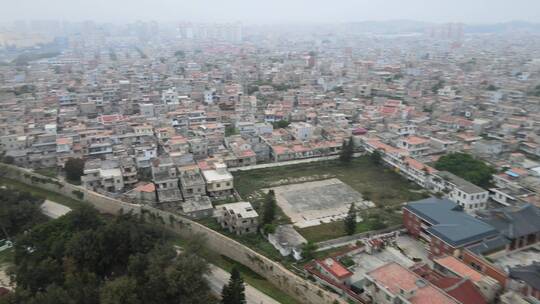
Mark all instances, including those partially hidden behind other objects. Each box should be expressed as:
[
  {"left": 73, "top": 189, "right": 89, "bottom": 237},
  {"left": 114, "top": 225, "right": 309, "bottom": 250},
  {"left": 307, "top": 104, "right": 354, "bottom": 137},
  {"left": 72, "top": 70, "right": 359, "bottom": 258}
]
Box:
[
  {"left": 233, "top": 156, "right": 428, "bottom": 242},
  {"left": 297, "top": 209, "right": 403, "bottom": 243}
]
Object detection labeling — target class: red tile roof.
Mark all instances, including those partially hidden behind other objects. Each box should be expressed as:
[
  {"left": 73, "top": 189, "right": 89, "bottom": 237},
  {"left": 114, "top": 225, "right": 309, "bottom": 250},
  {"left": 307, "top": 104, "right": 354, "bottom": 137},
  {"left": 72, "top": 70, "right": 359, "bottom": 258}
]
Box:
[
  {"left": 432, "top": 277, "right": 487, "bottom": 304},
  {"left": 316, "top": 258, "right": 353, "bottom": 280},
  {"left": 368, "top": 262, "right": 457, "bottom": 304},
  {"left": 135, "top": 183, "right": 155, "bottom": 193},
  {"left": 433, "top": 256, "right": 483, "bottom": 283}
]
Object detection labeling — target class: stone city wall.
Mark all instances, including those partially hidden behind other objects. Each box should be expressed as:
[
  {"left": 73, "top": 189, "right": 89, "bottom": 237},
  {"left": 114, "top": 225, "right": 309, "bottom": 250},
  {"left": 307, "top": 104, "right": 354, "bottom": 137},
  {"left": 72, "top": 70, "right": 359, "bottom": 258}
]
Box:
[{"left": 0, "top": 163, "right": 345, "bottom": 304}]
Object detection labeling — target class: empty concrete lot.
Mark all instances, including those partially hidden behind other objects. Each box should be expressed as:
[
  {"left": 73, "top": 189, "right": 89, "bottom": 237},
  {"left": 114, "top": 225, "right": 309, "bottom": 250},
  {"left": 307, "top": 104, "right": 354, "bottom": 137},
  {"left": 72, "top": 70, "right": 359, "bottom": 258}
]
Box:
[{"left": 271, "top": 178, "right": 374, "bottom": 228}]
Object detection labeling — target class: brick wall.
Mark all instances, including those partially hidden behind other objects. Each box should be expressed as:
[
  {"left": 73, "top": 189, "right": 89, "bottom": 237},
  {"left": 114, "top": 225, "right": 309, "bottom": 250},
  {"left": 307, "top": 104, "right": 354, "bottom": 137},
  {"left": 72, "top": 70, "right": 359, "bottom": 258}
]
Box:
[{"left": 462, "top": 249, "right": 508, "bottom": 287}]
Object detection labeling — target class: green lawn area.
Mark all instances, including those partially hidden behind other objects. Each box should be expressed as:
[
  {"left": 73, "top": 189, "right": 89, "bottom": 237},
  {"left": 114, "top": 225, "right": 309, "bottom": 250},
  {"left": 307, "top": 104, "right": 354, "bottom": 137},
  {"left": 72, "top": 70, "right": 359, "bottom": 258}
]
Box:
[
  {"left": 233, "top": 156, "right": 426, "bottom": 206},
  {"left": 233, "top": 156, "right": 428, "bottom": 242},
  {"left": 34, "top": 167, "right": 58, "bottom": 178},
  {"left": 297, "top": 208, "right": 403, "bottom": 243},
  {"left": 0, "top": 177, "right": 85, "bottom": 210}
]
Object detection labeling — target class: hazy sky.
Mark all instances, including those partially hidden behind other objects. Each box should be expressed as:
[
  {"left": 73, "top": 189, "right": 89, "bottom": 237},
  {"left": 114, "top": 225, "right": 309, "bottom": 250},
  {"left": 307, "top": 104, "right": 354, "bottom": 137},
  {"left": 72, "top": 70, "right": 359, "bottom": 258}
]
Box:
[{"left": 1, "top": 0, "right": 540, "bottom": 24}]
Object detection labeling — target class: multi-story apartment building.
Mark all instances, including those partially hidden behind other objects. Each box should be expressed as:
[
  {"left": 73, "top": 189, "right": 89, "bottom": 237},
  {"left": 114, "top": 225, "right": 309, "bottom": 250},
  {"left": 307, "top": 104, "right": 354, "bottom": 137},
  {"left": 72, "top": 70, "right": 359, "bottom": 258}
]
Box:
[
  {"left": 431, "top": 171, "right": 489, "bottom": 213},
  {"left": 202, "top": 163, "right": 234, "bottom": 197},
  {"left": 177, "top": 164, "right": 206, "bottom": 200},
  {"left": 151, "top": 157, "right": 182, "bottom": 203},
  {"left": 216, "top": 202, "right": 258, "bottom": 235}
]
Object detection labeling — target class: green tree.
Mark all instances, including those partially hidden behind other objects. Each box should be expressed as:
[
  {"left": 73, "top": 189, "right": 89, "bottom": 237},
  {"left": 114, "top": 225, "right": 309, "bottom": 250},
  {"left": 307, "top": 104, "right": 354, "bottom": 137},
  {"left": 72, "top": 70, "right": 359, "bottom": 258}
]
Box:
[
  {"left": 434, "top": 153, "right": 495, "bottom": 188},
  {"left": 370, "top": 150, "right": 383, "bottom": 165},
  {"left": 100, "top": 276, "right": 140, "bottom": 304},
  {"left": 262, "top": 190, "right": 277, "bottom": 225},
  {"left": 301, "top": 242, "right": 317, "bottom": 261},
  {"left": 272, "top": 120, "right": 290, "bottom": 129},
  {"left": 225, "top": 125, "right": 238, "bottom": 137},
  {"left": 344, "top": 203, "right": 356, "bottom": 235},
  {"left": 339, "top": 137, "right": 354, "bottom": 163},
  {"left": 0, "top": 189, "right": 46, "bottom": 237},
  {"left": 486, "top": 84, "right": 498, "bottom": 91},
  {"left": 5, "top": 206, "right": 213, "bottom": 304},
  {"left": 221, "top": 267, "right": 246, "bottom": 304},
  {"left": 64, "top": 158, "right": 85, "bottom": 183},
  {"left": 1, "top": 155, "right": 14, "bottom": 164},
  {"left": 174, "top": 50, "right": 185, "bottom": 59}
]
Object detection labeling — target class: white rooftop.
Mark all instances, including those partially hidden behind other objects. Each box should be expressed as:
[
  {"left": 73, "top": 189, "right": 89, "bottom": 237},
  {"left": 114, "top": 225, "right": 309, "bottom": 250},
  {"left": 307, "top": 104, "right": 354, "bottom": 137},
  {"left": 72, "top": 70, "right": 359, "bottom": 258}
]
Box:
[
  {"left": 41, "top": 200, "right": 72, "bottom": 219},
  {"left": 202, "top": 168, "right": 233, "bottom": 183},
  {"left": 220, "top": 202, "right": 258, "bottom": 218}
]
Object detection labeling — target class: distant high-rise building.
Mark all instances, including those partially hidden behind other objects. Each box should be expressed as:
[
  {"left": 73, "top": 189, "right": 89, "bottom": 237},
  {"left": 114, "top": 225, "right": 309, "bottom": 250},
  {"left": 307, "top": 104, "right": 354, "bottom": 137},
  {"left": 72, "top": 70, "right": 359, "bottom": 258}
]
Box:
[{"left": 177, "top": 22, "right": 242, "bottom": 43}]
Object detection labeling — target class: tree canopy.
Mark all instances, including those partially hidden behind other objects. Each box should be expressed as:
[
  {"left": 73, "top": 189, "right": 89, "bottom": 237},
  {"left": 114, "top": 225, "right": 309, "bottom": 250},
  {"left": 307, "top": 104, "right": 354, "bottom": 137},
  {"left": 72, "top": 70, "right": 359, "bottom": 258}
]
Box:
[
  {"left": 0, "top": 206, "right": 213, "bottom": 304},
  {"left": 344, "top": 203, "right": 356, "bottom": 235},
  {"left": 221, "top": 267, "right": 246, "bottom": 304},
  {"left": 272, "top": 120, "right": 290, "bottom": 129},
  {"left": 339, "top": 137, "right": 354, "bottom": 163},
  {"left": 0, "top": 188, "right": 46, "bottom": 239},
  {"left": 262, "top": 190, "right": 277, "bottom": 227},
  {"left": 434, "top": 152, "right": 495, "bottom": 188},
  {"left": 370, "top": 150, "right": 382, "bottom": 165},
  {"left": 64, "top": 158, "right": 85, "bottom": 183}
]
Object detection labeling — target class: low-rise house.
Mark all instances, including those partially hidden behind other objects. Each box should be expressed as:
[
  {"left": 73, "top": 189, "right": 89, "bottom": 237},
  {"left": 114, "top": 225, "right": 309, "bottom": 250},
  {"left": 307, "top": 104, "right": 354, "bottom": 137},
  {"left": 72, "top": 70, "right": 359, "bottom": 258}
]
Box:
[
  {"left": 216, "top": 202, "right": 258, "bottom": 235},
  {"left": 125, "top": 182, "right": 157, "bottom": 204},
  {"left": 477, "top": 204, "right": 540, "bottom": 251},
  {"left": 201, "top": 163, "right": 234, "bottom": 197},
  {"left": 181, "top": 195, "right": 213, "bottom": 219},
  {"left": 82, "top": 160, "right": 127, "bottom": 193},
  {"left": 520, "top": 142, "right": 540, "bottom": 158},
  {"left": 268, "top": 224, "right": 307, "bottom": 260},
  {"left": 188, "top": 137, "right": 208, "bottom": 159},
  {"left": 364, "top": 262, "right": 458, "bottom": 304},
  {"left": 431, "top": 256, "right": 500, "bottom": 302},
  {"left": 489, "top": 185, "right": 534, "bottom": 207},
  {"left": 508, "top": 263, "right": 540, "bottom": 301},
  {"left": 314, "top": 258, "right": 353, "bottom": 285},
  {"left": 472, "top": 140, "right": 503, "bottom": 158}
]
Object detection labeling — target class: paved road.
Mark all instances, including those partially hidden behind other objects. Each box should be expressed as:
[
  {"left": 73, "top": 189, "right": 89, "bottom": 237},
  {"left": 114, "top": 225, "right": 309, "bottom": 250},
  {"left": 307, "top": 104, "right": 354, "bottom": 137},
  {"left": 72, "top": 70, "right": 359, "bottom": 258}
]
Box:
[{"left": 205, "top": 264, "right": 280, "bottom": 304}]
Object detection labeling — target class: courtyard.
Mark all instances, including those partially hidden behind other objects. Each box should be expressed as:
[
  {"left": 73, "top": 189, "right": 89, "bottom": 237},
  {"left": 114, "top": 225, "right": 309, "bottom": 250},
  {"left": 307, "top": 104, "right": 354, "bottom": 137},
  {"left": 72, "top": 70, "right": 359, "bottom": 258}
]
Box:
[
  {"left": 270, "top": 178, "right": 374, "bottom": 228},
  {"left": 233, "top": 156, "right": 428, "bottom": 242}
]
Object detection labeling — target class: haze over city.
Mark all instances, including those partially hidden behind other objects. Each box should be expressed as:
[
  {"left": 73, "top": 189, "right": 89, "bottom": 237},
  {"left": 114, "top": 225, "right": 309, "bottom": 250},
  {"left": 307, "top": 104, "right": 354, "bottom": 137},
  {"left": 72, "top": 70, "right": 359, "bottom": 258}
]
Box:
[{"left": 1, "top": 0, "right": 540, "bottom": 24}]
